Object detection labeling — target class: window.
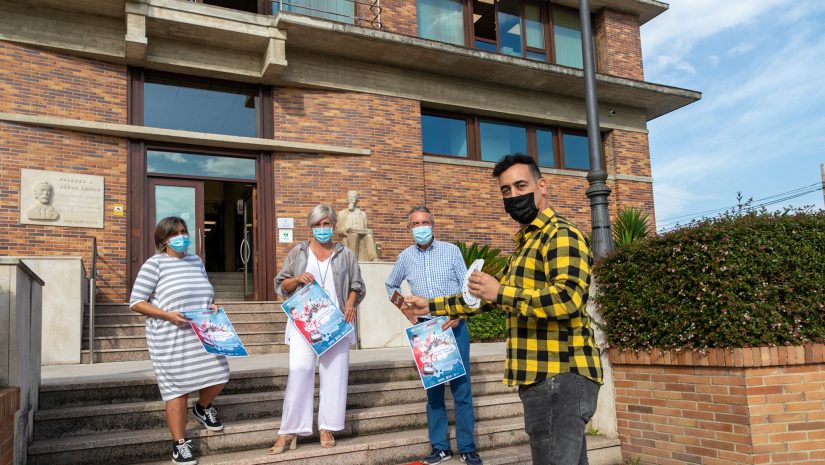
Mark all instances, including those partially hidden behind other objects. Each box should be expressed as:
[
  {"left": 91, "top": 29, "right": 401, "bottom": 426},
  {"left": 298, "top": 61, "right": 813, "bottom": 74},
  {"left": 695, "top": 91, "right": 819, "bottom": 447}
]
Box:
[
  {"left": 536, "top": 129, "right": 555, "bottom": 168},
  {"left": 552, "top": 7, "right": 584, "bottom": 68},
  {"left": 479, "top": 119, "right": 527, "bottom": 162},
  {"left": 147, "top": 150, "right": 257, "bottom": 180},
  {"left": 421, "top": 114, "right": 469, "bottom": 157},
  {"left": 418, "top": 0, "right": 465, "bottom": 45},
  {"left": 274, "top": 0, "right": 355, "bottom": 24},
  {"left": 422, "top": 111, "right": 590, "bottom": 170},
  {"left": 561, "top": 132, "right": 589, "bottom": 170},
  {"left": 144, "top": 74, "right": 260, "bottom": 137},
  {"left": 472, "top": 0, "right": 497, "bottom": 51},
  {"left": 417, "top": 0, "right": 582, "bottom": 67}
]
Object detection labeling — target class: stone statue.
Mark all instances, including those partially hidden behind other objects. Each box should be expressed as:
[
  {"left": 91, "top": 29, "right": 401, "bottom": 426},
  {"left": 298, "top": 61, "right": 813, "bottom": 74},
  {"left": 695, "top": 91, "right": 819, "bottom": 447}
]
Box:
[
  {"left": 337, "top": 190, "right": 378, "bottom": 261},
  {"left": 26, "top": 181, "right": 60, "bottom": 221}
]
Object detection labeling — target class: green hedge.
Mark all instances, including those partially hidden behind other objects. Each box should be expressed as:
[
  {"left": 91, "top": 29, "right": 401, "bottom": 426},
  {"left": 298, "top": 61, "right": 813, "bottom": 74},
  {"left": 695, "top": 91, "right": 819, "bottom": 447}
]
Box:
[
  {"left": 467, "top": 308, "right": 507, "bottom": 342},
  {"left": 593, "top": 210, "right": 825, "bottom": 350}
]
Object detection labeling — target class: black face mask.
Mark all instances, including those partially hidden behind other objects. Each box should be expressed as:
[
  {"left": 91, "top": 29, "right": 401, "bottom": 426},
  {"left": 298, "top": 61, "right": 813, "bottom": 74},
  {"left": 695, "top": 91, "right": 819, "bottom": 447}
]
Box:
[{"left": 503, "top": 192, "right": 539, "bottom": 225}]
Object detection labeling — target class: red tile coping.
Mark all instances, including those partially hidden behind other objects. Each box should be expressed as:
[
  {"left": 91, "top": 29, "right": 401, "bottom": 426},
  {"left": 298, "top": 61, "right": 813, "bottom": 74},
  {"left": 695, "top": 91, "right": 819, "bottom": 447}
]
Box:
[{"left": 607, "top": 344, "right": 825, "bottom": 367}]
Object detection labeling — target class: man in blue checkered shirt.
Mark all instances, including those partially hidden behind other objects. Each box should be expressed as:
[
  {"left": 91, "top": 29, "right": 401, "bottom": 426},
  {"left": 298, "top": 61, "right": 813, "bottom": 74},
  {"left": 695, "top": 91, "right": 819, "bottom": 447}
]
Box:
[{"left": 385, "top": 206, "right": 482, "bottom": 465}]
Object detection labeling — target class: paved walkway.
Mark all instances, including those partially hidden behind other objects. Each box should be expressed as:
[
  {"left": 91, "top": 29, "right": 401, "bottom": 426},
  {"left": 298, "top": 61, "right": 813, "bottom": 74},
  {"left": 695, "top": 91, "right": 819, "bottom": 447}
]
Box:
[{"left": 41, "top": 342, "right": 507, "bottom": 386}]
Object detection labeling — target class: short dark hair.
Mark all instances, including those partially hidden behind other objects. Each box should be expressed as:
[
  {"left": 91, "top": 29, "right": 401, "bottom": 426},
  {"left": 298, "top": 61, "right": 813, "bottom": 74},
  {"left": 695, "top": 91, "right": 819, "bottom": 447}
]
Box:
[
  {"left": 154, "top": 216, "right": 188, "bottom": 252},
  {"left": 492, "top": 153, "right": 542, "bottom": 180}
]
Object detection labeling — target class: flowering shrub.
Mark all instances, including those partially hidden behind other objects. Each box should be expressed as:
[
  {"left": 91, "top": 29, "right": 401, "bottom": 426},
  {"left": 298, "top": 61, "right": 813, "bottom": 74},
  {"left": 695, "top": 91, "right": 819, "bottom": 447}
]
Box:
[{"left": 593, "top": 209, "right": 825, "bottom": 350}]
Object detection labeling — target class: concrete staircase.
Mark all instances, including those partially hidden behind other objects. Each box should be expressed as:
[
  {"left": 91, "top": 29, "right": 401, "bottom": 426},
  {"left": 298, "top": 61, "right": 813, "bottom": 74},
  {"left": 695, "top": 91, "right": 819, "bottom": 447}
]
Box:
[
  {"left": 208, "top": 272, "right": 246, "bottom": 302},
  {"left": 81, "top": 302, "right": 288, "bottom": 363},
  {"left": 31, "top": 349, "right": 622, "bottom": 465}
]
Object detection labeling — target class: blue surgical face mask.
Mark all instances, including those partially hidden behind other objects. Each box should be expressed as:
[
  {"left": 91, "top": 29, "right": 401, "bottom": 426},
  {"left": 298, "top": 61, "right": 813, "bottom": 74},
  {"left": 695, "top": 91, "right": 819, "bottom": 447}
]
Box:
[
  {"left": 167, "top": 234, "right": 191, "bottom": 253},
  {"left": 411, "top": 226, "right": 433, "bottom": 245},
  {"left": 312, "top": 227, "right": 333, "bottom": 243}
]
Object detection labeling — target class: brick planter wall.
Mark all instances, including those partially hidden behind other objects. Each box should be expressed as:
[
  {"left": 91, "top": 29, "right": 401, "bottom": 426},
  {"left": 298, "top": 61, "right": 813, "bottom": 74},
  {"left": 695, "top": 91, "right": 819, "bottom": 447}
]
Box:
[
  {"left": 609, "top": 345, "right": 825, "bottom": 465},
  {"left": 0, "top": 388, "right": 20, "bottom": 465}
]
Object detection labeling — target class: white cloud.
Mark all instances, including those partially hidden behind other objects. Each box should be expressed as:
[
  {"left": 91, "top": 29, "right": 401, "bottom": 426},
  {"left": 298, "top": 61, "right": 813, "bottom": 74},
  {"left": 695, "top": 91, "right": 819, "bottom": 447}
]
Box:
[
  {"left": 726, "top": 43, "right": 754, "bottom": 56},
  {"left": 642, "top": 0, "right": 791, "bottom": 78}
]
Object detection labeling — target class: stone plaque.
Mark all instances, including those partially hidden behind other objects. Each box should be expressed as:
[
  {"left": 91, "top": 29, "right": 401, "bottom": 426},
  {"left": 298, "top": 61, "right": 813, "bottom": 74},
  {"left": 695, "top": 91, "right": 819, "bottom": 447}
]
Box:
[{"left": 19, "top": 169, "right": 104, "bottom": 228}]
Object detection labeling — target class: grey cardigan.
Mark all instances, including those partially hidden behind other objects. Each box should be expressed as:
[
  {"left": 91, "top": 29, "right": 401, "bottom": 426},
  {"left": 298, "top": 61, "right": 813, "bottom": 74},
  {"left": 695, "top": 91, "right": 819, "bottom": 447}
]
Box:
[{"left": 274, "top": 241, "right": 366, "bottom": 309}]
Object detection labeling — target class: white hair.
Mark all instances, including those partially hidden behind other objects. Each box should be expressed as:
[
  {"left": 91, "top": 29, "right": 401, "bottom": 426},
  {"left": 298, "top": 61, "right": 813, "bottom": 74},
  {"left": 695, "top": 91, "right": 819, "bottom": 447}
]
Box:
[{"left": 307, "top": 204, "right": 337, "bottom": 227}]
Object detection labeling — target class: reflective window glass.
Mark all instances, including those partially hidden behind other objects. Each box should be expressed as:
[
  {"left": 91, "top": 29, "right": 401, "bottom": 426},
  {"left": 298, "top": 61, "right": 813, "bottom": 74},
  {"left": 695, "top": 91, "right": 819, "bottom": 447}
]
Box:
[
  {"left": 553, "top": 7, "right": 583, "bottom": 68},
  {"left": 497, "top": 0, "right": 522, "bottom": 57},
  {"left": 524, "top": 1, "right": 543, "bottom": 49},
  {"left": 537, "top": 129, "right": 555, "bottom": 168},
  {"left": 562, "top": 133, "right": 590, "bottom": 170},
  {"left": 479, "top": 120, "right": 527, "bottom": 162},
  {"left": 144, "top": 76, "right": 258, "bottom": 137},
  {"left": 147, "top": 150, "right": 256, "bottom": 180},
  {"left": 274, "top": 0, "right": 355, "bottom": 23},
  {"left": 421, "top": 114, "right": 468, "bottom": 157},
  {"left": 418, "top": 0, "right": 465, "bottom": 45}
]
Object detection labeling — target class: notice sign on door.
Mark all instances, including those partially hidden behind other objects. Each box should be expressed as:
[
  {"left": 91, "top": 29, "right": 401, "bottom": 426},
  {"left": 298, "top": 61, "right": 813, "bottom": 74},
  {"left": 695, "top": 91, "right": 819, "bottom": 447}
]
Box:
[{"left": 279, "top": 229, "right": 293, "bottom": 243}]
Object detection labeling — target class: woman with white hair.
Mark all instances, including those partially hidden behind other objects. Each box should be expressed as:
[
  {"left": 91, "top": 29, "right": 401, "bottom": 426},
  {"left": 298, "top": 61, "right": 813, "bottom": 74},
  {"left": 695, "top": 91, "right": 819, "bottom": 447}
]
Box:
[{"left": 269, "top": 204, "right": 365, "bottom": 453}]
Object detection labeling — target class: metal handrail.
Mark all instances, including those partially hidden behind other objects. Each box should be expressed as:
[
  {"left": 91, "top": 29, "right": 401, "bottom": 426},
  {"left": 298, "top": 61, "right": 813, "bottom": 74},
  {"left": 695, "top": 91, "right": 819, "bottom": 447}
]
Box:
[
  {"left": 271, "top": 0, "right": 383, "bottom": 30},
  {"left": 87, "top": 236, "right": 98, "bottom": 364}
]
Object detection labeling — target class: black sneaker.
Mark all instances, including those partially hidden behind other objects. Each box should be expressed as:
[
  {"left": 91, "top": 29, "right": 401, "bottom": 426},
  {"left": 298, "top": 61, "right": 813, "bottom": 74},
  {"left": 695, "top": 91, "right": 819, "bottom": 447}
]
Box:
[
  {"left": 193, "top": 403, "right": 223, "bottom": 432},
  {"left": 461, "top": 452, "right": 483, "bottom": 465},
  {"left": 171, "top": 439, "right": 197, "bottom": 465},
  {"left": 423, "top": 449, "right": 453, "bottom": 464}
]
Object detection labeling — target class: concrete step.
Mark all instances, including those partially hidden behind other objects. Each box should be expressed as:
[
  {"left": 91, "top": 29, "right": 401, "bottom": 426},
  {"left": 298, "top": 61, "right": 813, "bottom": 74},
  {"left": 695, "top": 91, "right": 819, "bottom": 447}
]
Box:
[
  {"left": 80, "top": 342, "right": 289, "bottom": 363},
  {"left": 82, "top": 332, "right": 285, "bottom": 351},
  {"left": 84, "top": 322, "right": 285, "bottom": 338},
  {"left": 34, "top": 385, "right": 519, "bottom": 440},
  {"left": 39, "top": 356, "right": 507, "bottom": 409},
  {"left": 85, "top": 311, "right": 287, "bottom": 326},
  {"left": 28, "top": 415, "right": 529, "bottom": 465},
  {"left": 215, "top": 292, "right": 247, "bottom": 300},
  {"left": 88, "top": 302, "right": 284, "bottom": 315}
]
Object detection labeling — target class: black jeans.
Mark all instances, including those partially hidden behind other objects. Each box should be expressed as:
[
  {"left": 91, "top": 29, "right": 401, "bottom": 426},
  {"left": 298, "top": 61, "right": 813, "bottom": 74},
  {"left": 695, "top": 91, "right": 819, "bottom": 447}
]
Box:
[{"left": 518, "top": 373, "right": 600, "bottom": 465}]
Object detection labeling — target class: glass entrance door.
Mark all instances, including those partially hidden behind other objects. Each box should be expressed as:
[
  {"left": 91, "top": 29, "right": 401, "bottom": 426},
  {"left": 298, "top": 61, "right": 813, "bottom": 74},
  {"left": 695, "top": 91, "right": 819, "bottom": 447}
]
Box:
[
  {"left": 148, "top": 178, "right": 205, "bottom": 260},
  {"left": 241, "top": 186, "right": 258, "bottom": 300}
]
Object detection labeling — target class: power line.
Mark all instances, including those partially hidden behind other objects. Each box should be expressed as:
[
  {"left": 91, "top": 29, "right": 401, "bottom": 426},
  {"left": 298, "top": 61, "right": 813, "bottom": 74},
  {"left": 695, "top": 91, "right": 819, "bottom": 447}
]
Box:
[
  {"left": 657, "top": 182, "right": 823, "bottom": 223},
  {"left": 657, "top": 183, "right": 824, "bottom": 233}
]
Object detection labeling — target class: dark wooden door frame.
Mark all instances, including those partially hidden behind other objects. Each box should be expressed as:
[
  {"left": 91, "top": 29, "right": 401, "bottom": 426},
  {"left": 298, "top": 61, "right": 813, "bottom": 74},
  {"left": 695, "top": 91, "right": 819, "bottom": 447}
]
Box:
[
  {"left": 127, "top": 67, "right": 276, "bottom": 301},
  {"left": 146, "top": 177, "right": 206, "bottom": 260}
]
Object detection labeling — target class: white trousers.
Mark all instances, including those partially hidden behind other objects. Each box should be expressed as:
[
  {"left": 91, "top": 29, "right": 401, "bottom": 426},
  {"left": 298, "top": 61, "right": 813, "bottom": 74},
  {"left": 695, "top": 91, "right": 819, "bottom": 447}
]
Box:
[{"left": 278, "top": 338, "right": 350, "bottom": 435}]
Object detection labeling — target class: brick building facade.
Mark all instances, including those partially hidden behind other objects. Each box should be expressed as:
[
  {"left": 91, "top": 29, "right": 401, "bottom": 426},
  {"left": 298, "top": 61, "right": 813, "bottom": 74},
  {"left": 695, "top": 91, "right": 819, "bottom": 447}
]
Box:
[{"left": 0, "top": 0, "right": 699, "bottom": 303}]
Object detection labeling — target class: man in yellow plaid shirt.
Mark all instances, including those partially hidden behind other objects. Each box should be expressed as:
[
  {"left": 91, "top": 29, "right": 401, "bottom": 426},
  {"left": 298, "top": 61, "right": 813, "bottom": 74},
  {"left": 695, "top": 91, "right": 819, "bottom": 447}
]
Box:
[{"left": 404, "top": 154, "right": 603, "bottom": 465}]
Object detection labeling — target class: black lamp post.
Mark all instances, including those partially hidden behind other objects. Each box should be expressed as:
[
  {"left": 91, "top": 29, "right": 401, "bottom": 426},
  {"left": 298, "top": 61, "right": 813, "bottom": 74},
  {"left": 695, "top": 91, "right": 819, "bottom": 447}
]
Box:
[{"left": 579, "top": 0, "right": 614, "bottom": 258}]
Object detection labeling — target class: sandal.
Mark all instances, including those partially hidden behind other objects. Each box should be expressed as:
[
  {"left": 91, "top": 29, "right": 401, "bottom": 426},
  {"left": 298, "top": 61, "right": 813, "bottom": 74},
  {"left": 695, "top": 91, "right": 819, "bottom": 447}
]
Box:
[
  {"left": 320, "top": 429, "right": 336, "bottom": 448},
  {"left": 268, "top": 434, "right": 297, "bottom": 455}
]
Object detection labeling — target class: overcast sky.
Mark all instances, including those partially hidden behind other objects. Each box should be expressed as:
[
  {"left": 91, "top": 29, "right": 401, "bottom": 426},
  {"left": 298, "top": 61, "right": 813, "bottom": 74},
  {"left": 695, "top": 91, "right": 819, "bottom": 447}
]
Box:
[{"left": 640, "top": 0, "right": 825, "bottom": 231}]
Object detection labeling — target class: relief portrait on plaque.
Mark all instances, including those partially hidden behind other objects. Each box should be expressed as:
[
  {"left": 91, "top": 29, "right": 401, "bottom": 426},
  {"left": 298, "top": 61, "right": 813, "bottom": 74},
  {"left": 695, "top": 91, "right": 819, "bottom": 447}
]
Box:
[
  {"left": 26, "top": 181, "right": 61, "bottom": 221},
  {"left": 19, "top": 169, "right": 104, "bottom": 228}
]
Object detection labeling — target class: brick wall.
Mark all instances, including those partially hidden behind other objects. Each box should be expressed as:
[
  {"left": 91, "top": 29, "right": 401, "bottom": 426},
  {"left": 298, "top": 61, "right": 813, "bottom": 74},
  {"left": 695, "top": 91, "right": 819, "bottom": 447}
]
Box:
[
  {"left": 0, "top": 388, "right": 19, "bottom": 465},
  {"left": 604, "top": 130, "right": 656, "bottom": 226},
  {"left": 272, "top": 88, "right": 424, "bottom": 267},
  {"left": 0, "top": 123, "right": 129, "bottom": 302},
  {"left": 610, "top": 345, "right": 825, "bottom": 465},
  {"left": 593, "top": 9, "right": 644, "bottom": 81},
  {"left": 0, "top": 41, "right": 129, "bottom": 302},
  {"left": 374, "top": 0, "right": 417, "bottom": 36},
  {"left": 0, "top": 41, "right": 127, "bottom": 123}
]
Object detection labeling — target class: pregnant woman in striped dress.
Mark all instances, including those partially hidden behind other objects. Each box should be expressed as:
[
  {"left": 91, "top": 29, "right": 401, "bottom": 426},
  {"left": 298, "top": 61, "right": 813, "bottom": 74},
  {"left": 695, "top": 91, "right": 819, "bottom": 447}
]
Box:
[{"left": 129, "top": 216, "right": 230, "bottom": 465}]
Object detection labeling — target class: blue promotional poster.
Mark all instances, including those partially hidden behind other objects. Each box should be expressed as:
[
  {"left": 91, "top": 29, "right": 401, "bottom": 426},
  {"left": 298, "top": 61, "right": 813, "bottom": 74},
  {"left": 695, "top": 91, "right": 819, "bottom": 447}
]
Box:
[
  {"left": 280, "top": 281, "right": 354, "bottom": 357},
  {"left": 405, "top": 316, "right": 467, "bottom": 390},
  {"left": 182, "top": 308, "right": 249, "bottom": 357}
]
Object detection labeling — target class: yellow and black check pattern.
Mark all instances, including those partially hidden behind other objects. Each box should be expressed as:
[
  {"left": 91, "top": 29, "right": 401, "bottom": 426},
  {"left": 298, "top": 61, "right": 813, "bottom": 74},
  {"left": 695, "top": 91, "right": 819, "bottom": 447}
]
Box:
[{"left": 428, "top": 208, "right": 603, "bottom": 386}]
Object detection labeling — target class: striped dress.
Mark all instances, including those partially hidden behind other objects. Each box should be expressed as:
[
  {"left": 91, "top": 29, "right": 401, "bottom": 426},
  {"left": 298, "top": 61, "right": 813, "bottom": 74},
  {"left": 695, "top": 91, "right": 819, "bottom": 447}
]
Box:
[{"left": 129, "top": 253, "right": 230, "bottom": 401}]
